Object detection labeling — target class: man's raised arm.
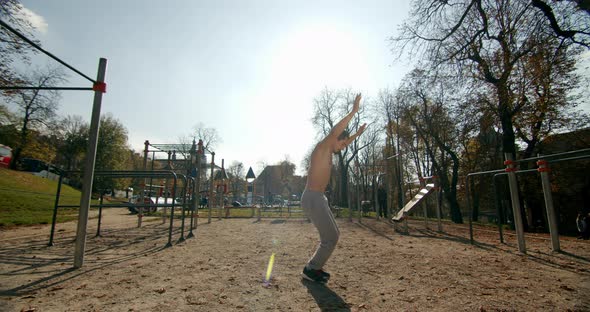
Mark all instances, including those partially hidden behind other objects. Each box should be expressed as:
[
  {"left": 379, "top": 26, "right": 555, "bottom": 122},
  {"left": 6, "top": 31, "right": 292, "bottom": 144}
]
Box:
[{"left": 329, "top": 93, "right": 363, "bottom": 139}]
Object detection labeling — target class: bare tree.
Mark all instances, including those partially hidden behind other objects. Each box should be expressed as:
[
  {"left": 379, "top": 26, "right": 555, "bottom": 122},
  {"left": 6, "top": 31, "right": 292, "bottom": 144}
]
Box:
[
  {"left": 311, "top": 87, "right": 374, "bottom": 207},
  {"left": 377, "top": 88, "right": 405, "bottom": 212},
  {"left": 227, "top": 161, "right": 245, "bottom": 201},
  {"left": 191, "top": 122, "right": 221, "bottom": 153},
  {"left": 5, "top": 66, "right": 66, "bottom": 168},
  {"left": 398, "top": 68, "right": 464, "bottom": 223},
  {"left": 514, "top": 37, "right": 590, "bottom": 159}
]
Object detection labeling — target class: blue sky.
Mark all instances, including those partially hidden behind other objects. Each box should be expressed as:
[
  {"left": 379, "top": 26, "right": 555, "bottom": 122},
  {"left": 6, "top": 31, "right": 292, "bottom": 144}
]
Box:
[
  {"left": 15, "top": 0, "right": 413, "bottom": 175},
  {"left": 12, "top": 1, "right": 590, "bottom": 176}
]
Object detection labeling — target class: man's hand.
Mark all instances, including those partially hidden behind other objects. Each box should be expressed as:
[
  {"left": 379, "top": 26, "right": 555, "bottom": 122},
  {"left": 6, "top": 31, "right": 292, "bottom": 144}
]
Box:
[
  {"left": 357, "top": 123, "right": 367, "bottom": 135},
  {"left": 352, "top": 93, "right": 362, "bottom": 113},
  {"left": 346, "top": 123, "right": 368, "bottom": 145}
]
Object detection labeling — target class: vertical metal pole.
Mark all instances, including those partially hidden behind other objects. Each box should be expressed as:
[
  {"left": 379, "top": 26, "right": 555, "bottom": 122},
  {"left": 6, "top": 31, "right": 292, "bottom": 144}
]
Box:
[
  {"left": 148, "top": 151, "right": 155, "bottom": 214},
  {"left": 466, "top": 175, "right": 474, "bottom": 244},
  {"left": 195, "top": 140, "right": 203, "bottom": 229},
  {"left": 96, "top": 193, "right": 103, "bottom": 237},
  {"left": 74, "top": 58, "right": 107, "bottom": 269},
  {"left": 220, "top": 159, "right": 224, "bottom": 220},
  {"left": 435, "top": 177, "right": 442, "bottom": 232},
  {"left": 208, "top": 152, "right": 215, "bottom": 224},
  {"left": 139, "top": 140, "right": 149, "bottom": 228},
  {"left": 163, "top": 151, "right": 171, "bottom": 224},
  {"left": 49, "top": 174, "right": 64, "bottom": 246},
  {"left": 505, "top": 153, "right": 526, "bottom": 254},
  {"left": 166, "top": 177, "right": 177, "bottom": 247},
  {"left": 178, "top": 177, "right": 187, "bottom": 242},
  {"left": 423, "top": 201, "right": 428, "bottom": 229},
  {"left": 188, "top": 177, "right": 196, "bottom": 238},
  {"left": 493, "top": 174, "right": 505, "bottom": 244},
  {"left": 537, "top": 159, "right": 560, "bottom": 251}
]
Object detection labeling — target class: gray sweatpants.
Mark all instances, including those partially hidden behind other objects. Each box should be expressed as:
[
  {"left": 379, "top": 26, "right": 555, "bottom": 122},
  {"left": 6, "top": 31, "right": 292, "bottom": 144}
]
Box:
[{"left": 302, "top": 190, "right": 340, "bottom": 270}]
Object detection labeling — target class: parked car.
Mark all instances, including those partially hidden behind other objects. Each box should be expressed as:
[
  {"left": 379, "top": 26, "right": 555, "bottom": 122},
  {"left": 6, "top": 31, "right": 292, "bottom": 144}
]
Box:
[
  {"left": 127, "top": 196, "right": 180, "bottom": 214},
  {"left": 0, "top": 144, "right": 12, "bottom": 168}
]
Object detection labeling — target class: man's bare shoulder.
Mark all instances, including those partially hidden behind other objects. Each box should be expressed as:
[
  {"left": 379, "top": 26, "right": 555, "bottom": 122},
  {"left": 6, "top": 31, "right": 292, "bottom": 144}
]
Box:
[{"left": 313, "top": 137, "right": 333, "bottom": 152}]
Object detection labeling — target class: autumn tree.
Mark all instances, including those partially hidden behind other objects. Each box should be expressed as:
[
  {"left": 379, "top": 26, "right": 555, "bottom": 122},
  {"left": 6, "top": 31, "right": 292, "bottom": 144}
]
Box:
[
  {"left": 391, "top": 0, "right": 590, "bottom": 160},
  {"left": 513, "top": 37, "right": 590, "bottom": 160}
]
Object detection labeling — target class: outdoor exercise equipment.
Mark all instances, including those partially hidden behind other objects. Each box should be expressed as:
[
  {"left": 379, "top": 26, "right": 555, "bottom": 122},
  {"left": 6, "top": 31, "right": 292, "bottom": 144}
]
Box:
[
  {"left": 0, "top": 19, "right": 107, "bottom": 269},
  {"left": 465, "top": 148, "right": 590, "bottom": 254},
  {"left": 49, "top": 170, "right": 194, "bottom": 247}
]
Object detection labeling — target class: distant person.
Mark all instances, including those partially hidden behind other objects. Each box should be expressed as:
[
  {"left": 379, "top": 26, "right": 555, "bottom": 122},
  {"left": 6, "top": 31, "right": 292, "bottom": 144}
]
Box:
[
  {"left": 378, "top": 187, "right": 387, "bottom": 218},
  {"left": 577, "top": 211, "right": 590, "bottom": 240},
  {"left": 302, "top": 93, "right": 367, "bottom": 283}
]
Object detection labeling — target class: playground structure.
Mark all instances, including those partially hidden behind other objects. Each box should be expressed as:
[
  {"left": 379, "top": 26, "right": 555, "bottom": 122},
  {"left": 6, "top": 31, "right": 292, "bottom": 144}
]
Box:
[{"left": 49, "top": 170, "right": 195, "bottom": 247}]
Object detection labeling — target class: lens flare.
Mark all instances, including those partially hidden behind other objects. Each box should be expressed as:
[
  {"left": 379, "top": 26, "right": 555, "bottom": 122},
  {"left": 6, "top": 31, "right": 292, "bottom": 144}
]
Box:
[{"left": 263, "top": 252, "right": 276, "bottom": 286}]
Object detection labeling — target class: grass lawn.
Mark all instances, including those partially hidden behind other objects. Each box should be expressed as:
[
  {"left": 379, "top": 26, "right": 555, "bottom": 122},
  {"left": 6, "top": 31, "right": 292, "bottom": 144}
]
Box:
[{"left": 0, "top": 168, "right": 94, "bottom": 226}]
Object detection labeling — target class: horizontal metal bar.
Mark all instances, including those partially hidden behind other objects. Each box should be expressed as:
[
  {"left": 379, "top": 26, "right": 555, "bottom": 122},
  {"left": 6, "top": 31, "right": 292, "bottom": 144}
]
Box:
[
  {"left": 515, "top": 148, "right": 590, "bottom": 163},
  {"left": 547, "top": 154, "right": 590, "bottom": 164},
  {"left": 0, "top": 86, "right": 93, "bottom": 91},
  {"left": 466, "top": 168, "right": 505, "bottom": 178},
  {"left": 0, "top": 18, "right": 96, "bottom": 83}
]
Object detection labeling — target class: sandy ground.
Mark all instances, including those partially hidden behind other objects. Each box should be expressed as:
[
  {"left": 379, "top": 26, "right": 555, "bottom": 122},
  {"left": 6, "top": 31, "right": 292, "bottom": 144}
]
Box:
[{"left": 0, "top": 207, "right": 589, "bottom": 312}]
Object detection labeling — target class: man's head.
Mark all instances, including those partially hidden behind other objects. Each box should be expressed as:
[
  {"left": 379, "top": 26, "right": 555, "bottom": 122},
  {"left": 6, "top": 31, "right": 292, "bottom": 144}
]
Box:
[{"left": 332, "top": 130, "right": 349, "bottom": 153}]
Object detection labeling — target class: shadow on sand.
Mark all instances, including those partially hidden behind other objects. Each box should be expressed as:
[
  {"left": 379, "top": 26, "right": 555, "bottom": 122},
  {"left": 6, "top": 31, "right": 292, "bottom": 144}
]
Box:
[
  {"left": 0, "top": 223, "right": 177, "bottom": 296},
  {"left": 301, "top": 279, "right": 350, "bottom": 312}
]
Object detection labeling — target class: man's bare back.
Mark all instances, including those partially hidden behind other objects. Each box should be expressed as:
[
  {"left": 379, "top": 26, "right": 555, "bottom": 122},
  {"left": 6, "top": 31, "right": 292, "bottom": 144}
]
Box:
[{"left": 305, "top": 93, "right": 367, "bottom": 192}]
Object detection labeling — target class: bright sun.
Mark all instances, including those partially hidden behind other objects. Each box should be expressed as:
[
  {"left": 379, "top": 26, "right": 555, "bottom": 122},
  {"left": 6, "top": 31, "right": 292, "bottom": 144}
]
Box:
[{"left": 265, "top": 22, "right": 371, "bottom": 93}]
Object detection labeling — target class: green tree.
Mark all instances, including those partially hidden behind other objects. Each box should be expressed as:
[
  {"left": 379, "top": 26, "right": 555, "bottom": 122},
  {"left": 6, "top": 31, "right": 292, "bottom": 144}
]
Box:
[
  {"left": 0, "top": 104, "right": 19, "bottom": 147},
  {"left": 54, "top": 115, "right": 89, "bottom": 171},
  {"left": 93, "top": 113, "right": 131, "bottom": 191}
]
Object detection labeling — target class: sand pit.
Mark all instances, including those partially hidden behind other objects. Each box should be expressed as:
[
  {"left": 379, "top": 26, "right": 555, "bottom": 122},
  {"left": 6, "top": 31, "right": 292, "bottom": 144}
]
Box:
[{"left": 1, "top": 208, "right": 589, "bottom": 311}]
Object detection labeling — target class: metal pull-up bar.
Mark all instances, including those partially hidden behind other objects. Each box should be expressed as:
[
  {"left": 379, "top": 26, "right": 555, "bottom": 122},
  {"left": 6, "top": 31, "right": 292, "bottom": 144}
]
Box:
[
  {"left": 0, "top": 18, "right": 95, "bottom": 84},
  {"left": 0, "top": 18, "right": 108, "bottom": 269}
]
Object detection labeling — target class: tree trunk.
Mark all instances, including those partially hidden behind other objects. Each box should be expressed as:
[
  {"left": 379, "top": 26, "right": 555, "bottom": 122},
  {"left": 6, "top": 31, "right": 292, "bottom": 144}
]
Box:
[{"left": 338, "top": 155, "right": 349, "bottom": 207}]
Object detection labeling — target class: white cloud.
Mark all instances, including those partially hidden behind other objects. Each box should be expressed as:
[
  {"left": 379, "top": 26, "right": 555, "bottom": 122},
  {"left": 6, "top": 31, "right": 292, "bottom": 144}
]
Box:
[{"left": 16, "top": 4, "right": 48, "bottom": 34}]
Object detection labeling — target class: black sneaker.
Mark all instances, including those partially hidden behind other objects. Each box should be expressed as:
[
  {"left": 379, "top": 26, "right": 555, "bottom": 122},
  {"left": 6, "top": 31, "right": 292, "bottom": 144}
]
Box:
[
  {"left": 318, "top": 269, "right": 330, "bottom": 280},
  {"left": 302, "top": 267, "right": 328, "bottom": 283}
]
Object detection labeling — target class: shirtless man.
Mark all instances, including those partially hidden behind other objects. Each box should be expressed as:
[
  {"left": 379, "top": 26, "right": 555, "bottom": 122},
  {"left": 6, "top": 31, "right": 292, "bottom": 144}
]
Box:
[{"left": 302, "top": 93, "right": 367, "bottom": 283}]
